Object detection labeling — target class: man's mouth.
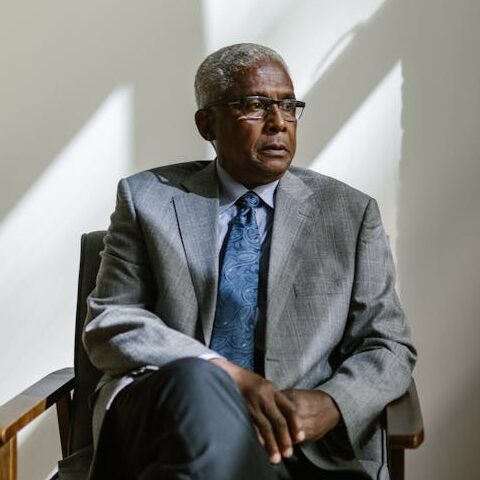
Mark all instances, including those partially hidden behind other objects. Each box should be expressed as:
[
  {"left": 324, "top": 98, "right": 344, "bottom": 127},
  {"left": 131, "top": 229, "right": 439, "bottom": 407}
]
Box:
[{"left": 259, "top": 144, "right": 289, "bottom": 155}]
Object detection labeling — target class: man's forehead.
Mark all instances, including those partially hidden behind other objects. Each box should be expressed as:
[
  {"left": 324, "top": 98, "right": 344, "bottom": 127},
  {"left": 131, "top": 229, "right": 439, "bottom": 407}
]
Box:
[{"left": 227, "top": 61, "right": 295, "bottom": 98}]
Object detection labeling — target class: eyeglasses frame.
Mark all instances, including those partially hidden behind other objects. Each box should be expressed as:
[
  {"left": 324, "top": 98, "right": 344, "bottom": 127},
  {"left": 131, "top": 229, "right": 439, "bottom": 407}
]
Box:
[{"left": 202, "top": 95, "right": 306, "bottom": 121}]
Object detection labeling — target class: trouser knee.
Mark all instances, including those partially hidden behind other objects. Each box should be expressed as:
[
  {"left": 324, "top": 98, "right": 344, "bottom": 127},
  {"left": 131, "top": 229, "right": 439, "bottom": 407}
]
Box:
[
  {"left": 112, "top": 357, "right": 241, "bottom": 419},
  {"left": 161, "top": 356, "right": 232, "bottom": 384},
  {"left": 156, "top": 356, "right": 237, "bottom": 398}
]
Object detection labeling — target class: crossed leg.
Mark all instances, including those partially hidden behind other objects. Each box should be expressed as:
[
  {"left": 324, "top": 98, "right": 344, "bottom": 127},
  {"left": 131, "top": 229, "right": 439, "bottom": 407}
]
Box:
[{"left": 89, "top": 357, "right": 276, "bottom": 480}]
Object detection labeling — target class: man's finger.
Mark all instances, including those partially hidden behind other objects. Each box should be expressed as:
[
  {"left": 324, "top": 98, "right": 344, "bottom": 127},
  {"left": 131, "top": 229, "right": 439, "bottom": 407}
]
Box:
[
  {"left": 250, "top": 409, "right": 282, "bottom": 463},
  {"left": 275, "top": 392, "right": 305, "bottom": 443},
  {"left": 263, "top": 403, "right": 294, "bottom": 458}
]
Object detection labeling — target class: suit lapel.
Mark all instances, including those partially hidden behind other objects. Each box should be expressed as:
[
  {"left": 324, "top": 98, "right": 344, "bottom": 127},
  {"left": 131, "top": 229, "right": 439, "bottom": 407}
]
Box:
[
  {"left": 266, "top": 170, "right": 315, "bottom": 334},
  {"left": 173, "top": 162, "right": 219, "bottom": 345}
]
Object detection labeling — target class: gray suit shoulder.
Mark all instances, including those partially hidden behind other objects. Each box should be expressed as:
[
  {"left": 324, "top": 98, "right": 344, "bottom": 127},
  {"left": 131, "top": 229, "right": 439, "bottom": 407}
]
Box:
[
  {"left": 122, "top": 161, "right": 211, "bottom": 193},
  {"left": 288, "top": 165, "right": 373, "bottom": 210}
]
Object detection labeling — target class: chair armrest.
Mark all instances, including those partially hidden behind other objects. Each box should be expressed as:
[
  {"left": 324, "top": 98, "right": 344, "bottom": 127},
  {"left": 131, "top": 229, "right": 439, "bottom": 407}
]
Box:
[
  {"left": 0, "top": 367, "right": 74, "bottom": 445},
  {"left": 386, "top": 378, "right": 424, "bottom": 449}
]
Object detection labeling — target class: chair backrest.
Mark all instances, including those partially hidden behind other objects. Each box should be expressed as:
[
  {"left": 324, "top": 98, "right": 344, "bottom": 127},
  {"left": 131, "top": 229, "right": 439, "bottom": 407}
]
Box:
[{"left": 69, "top": 231, "right": 106, "bottom": 454}]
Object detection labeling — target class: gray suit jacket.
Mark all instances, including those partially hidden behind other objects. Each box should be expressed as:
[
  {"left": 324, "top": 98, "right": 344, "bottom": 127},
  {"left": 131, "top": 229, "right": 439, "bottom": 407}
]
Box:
[{"left": 82, "top": 161, "right": 416, "bottom": 479}]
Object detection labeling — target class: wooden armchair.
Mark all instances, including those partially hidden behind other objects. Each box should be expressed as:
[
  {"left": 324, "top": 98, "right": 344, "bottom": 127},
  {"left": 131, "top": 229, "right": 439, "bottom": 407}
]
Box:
[{"left": 0, "top": 231, "right": 424, "bottom": 480}]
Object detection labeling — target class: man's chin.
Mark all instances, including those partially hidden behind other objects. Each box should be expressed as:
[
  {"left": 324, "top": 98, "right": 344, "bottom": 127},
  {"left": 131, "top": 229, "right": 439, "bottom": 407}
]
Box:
[
  {"left": 255, "top": 155, "right": 292, "bottom": 175},
  {"left": 245, "top": 160, "right": 291, "bottom": 187}
]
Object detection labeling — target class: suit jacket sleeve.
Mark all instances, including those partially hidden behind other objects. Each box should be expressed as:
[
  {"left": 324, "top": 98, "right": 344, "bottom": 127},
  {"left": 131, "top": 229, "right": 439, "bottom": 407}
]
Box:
[
  {"left": 82, "top": 178, "right": 215, "bottom": 376},
  {"left": 318, "top": 198, "right": 417, "bottom": 448}
]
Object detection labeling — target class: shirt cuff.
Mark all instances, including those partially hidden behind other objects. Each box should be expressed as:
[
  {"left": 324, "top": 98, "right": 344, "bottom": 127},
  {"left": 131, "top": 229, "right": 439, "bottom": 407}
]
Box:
[{"left": 199, "top": 353, "right": 224, "bottom": 361}]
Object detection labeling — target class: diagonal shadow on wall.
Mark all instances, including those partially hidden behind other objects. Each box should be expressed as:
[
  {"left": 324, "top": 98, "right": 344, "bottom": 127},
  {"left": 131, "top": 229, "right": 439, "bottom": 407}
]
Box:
[{"left": 295, "top": 0, "right": 405, "bottom": 168}]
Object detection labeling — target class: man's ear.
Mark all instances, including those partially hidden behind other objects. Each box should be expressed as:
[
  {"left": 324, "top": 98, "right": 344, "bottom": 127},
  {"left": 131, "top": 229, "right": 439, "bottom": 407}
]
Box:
[{"left": 194, "top": 109, "right": 215, "bottom": 141}]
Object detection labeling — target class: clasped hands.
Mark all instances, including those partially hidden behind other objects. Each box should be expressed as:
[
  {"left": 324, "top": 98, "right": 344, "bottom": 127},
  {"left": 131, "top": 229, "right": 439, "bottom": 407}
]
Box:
[{"left": 211, "top": 358, "right": 341, "bottom": 464}]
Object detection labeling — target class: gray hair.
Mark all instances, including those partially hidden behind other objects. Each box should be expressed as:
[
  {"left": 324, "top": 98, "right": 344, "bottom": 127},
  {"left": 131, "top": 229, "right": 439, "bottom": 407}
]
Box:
[{"left": 194, "top": 43, "right": 289, "bottom": 109}]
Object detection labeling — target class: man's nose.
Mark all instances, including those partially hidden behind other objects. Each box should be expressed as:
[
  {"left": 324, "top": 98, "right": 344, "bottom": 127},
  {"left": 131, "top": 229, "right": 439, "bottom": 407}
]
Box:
[{"left": 264, "top": 104, "right": 286, "bottom": 132}]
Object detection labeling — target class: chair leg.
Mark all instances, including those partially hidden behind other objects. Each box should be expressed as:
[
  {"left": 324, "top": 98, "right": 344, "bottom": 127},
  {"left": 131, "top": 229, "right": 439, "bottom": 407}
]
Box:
[
  {"left": 56, "top": 394, "right": 72, "bottom": 459},
  {"left": 0, "top": 436, "right": 17, "bottom": 480},
  {"left": 390, "top": 449, "right": 405, "bottom": 480}
]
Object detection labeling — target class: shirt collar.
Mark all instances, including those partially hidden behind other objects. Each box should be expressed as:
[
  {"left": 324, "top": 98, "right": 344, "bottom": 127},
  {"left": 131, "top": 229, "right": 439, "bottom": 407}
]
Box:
[{"left": 216, "top": 160, "right": 278, "bottom": 211}]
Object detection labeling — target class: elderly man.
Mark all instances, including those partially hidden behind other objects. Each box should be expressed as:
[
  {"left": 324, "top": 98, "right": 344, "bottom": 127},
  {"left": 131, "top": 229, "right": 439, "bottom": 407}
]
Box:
[{"left": 83, "top": 43, "right": 416, "bottom": 480}]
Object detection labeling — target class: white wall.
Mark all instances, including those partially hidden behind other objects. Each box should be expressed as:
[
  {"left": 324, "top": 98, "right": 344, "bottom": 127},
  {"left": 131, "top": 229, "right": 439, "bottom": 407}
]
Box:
[
  {"left": 399, "top": 1, "right": 480, "bottom": 477},
  {"left": 1, "top": 1, "right": 479, "bottom": 479}
]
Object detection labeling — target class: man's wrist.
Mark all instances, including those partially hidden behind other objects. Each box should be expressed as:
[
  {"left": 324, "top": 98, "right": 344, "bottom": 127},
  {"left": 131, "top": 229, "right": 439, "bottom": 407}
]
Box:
[
  {"left": 318, "top": 390, "right": 342, "bottom": 429},
  {"left": 209, "top": 358, "right": 250, "bottom": 387}
]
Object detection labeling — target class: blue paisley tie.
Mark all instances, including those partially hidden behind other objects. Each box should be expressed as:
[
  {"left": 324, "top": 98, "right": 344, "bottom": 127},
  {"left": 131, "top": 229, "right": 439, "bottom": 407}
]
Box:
[{"left": 210, "top": 191, "right": 261, "bottom": 370}]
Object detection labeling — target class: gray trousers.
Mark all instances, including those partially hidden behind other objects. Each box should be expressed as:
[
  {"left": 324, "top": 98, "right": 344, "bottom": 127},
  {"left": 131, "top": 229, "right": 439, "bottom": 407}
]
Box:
[{"left": 89, "top": 358, "right": 354, "bottom": 480}]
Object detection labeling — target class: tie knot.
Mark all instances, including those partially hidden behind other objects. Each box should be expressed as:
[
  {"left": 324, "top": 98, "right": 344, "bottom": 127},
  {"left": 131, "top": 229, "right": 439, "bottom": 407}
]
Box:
[{"left": 238, "top": 191, "right": 260, "bottom": 209}]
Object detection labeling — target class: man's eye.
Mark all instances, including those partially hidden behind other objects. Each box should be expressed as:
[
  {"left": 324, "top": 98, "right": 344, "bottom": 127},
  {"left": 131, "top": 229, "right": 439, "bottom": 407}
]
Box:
[
  {"left": 244, "top": 99, "right": 265, "bottom": 111},
  {"left": 280, "top": 100, "right": 296, "bottom": 112}
]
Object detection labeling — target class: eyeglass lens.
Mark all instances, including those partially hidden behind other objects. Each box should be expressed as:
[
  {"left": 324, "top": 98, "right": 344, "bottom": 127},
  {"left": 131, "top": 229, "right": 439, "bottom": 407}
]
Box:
[{"left": 241, "top": 97, "right": 303, "bottom": 121}]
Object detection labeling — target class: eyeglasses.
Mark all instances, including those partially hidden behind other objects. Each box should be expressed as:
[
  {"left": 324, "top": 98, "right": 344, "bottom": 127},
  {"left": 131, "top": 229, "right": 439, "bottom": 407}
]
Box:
[{"left": 203, "top": 95, "right": 306, "bottom": 121}]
